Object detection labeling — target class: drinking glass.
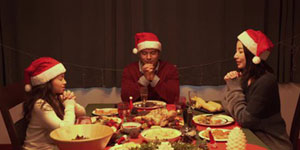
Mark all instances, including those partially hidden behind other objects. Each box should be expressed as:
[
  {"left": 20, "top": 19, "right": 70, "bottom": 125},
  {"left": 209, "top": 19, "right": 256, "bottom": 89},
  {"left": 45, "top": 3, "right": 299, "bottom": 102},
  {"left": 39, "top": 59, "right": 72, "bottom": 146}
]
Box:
[
  {"left": 140, "top": 86, "right": 148, "bottom": 107},
  {"left": 175, "top": 96, "right": 186, "bottom": 115},
  {"left": 188, "top": 91, "right": 199, "bottom": 107},
  {"left": 117, "top": 102, "right": 130, "bottom": 120}
]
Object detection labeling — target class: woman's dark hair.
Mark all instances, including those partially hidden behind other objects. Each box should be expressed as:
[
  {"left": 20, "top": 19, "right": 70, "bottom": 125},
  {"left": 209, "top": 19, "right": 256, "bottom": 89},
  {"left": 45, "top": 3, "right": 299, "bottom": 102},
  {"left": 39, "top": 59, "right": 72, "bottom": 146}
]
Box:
[
  {"left": 240, "top": 45, "right": 274, "bottom": 90},
  {"left": 23, "top": 81, "right": 65, "bottom": 124}
]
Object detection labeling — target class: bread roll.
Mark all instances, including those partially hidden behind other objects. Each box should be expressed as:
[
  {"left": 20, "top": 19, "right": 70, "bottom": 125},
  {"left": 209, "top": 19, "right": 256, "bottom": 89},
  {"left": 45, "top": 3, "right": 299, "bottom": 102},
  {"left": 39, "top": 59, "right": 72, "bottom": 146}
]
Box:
[
  {"left": 191, "top": 96, "right": 198, "bottom": 101},
  {"left": 196, "top": 97, "right": 206, "bottom": 104},
  {"left": 193, "top": 96, "right": 206, "bottom": 108},
  {"left": 207, "top": 101, "right": 223, "bottom": 111},
  {"left": 202, "top": 103, "right": 217, "bottom": 112},
  {"left": 195, "top": 101, "right": 202, "bottom": 108}
]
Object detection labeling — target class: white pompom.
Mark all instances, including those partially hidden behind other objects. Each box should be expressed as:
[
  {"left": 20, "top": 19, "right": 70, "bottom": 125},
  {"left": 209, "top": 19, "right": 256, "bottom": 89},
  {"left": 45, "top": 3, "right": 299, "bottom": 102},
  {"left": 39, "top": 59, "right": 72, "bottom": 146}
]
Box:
[
  {"left": 25, "top": 84, "right": 32, "bottom": 92},
  {"left": 132, "top": 48, "right": 138, "bottom": 54},
  {"left": 252, "top": 56, "right": 261, "bottom": 64}
]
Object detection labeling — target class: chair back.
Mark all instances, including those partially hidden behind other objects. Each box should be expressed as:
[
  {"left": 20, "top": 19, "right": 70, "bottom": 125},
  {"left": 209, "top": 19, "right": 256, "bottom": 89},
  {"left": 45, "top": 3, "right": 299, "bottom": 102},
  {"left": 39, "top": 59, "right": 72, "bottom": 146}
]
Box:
[
  {"left": 290, "top": 93, "right": 300, "bottom": 150},
  {"left": 0, "top": 82, "right": 27, "bottom": 150}
]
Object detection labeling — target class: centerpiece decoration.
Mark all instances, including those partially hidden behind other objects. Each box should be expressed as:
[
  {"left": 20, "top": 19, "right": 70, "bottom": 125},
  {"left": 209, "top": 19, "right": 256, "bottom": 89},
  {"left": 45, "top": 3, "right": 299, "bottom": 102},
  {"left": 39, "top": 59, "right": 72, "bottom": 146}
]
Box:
[{"left": 226, "top": 127, "right": 247, "bottom": 150}]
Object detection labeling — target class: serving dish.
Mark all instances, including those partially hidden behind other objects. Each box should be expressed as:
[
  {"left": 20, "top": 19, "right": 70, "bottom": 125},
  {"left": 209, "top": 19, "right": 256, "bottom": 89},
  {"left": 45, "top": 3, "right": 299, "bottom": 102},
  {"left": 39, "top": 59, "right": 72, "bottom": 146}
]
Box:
[{"left": 140, "top": 127, "right": 181, "bottom": 142}]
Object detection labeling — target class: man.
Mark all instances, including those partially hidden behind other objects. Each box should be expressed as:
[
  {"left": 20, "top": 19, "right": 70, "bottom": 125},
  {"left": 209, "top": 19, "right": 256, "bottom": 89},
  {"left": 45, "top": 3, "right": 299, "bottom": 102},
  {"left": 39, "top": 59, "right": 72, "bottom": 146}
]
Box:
[{"left": 121, "top": 32, "right": 179, "bottom": 104}]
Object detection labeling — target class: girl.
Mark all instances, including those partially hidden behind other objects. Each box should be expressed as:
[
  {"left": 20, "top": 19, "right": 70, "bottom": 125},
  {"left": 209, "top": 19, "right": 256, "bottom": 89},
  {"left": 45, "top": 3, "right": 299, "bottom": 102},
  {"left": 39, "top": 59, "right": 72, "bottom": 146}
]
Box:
[
  {"left": 222, "top": 29, "right": 292, "bottom": 150},
  {"left": 22, "top": 57, "right": 86, "bottom": 150}
]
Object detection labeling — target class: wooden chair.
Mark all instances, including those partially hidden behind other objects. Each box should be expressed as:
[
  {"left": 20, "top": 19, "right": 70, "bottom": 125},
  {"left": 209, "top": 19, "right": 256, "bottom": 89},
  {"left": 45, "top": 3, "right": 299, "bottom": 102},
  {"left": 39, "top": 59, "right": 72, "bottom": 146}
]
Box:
[
  {"left": 290, "top": 93, "right": 300, "bottom": 150},
  {"left": 0, "top": 82, "right": 27, "bottom": 150}
]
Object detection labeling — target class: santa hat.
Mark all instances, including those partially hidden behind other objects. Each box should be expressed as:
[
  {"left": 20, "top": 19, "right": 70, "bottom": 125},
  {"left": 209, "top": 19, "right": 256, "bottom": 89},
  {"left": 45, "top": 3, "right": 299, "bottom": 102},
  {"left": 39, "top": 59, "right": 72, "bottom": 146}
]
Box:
[
  {"left": 132, "top": 32, "right": 162, "bottom": 54},
  {"left": 24, "top": 57, "right": 66, "bottom": 92},
  {"left": 237, "top": 29, "right": 274, "bottom": 64}
]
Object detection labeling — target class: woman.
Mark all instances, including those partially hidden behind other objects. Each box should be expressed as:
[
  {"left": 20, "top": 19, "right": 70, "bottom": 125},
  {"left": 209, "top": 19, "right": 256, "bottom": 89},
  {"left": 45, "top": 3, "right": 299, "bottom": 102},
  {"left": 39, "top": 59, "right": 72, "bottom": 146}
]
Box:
[
  {"left": 222, "top": 29, "right": 292, "bottom": 150},
  {"left": 22, "top": 57, "right": 86, "bottom": 150}
]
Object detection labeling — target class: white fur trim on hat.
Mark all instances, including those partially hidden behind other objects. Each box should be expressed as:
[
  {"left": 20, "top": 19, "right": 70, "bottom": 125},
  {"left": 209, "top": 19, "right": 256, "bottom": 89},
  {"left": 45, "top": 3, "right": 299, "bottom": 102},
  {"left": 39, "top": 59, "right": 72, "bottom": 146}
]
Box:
[
  {"left": 237, "top": 31, "right": 257, "bottom": 55},
  {"left": 137, "top": 41, "right": 161, "bottom": 52},
  {"left": 31, "top": 63, "right": 66, "bottom": 86},
  {"left": 252, "top": 56, "right": 261, "bottom": 64}
]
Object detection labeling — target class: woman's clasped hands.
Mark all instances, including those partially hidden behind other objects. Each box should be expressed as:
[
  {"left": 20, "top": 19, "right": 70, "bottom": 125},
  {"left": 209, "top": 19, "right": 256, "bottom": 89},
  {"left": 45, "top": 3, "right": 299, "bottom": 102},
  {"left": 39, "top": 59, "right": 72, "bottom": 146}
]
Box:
[
  {"left": 224, "top": 71, "right": 242, "bottom": 81},
  {"left": 60, "top": 90, "right": 76, "bottom": 104}
]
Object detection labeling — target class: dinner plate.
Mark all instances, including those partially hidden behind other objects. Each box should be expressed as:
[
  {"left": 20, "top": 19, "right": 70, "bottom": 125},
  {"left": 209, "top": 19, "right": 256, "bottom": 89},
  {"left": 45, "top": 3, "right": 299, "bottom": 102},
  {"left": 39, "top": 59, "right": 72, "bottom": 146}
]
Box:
[
  {"left": 93, "top": 116, "right": 122, "bottom": 124},
  {"left": 92, "top": 108, "right": 118, "bottom": 116},
  {"left": 198, "top": 128, "right": 231, "bottom": 142},
  {"left": 109, "top": 142, "right": 140, "bottom": 150},
  {"left": 140, "top": 127, "right": 181, "bottom": 142},
  {"left": 91, "top": 116, "right": 122, "bottom": 132},
  {"left": 133, "top": 100, "right": 166, "bottom": 110},
  {"left": 193, "top": 114, "right": 234, "bottom": 127}
]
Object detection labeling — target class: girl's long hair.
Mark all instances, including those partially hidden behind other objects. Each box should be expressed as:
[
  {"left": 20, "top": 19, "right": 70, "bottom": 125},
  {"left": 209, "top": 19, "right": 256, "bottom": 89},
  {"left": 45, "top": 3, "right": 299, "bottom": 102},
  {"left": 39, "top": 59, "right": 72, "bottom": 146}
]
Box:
[
  {"left": 23, "top": 81, "right": 65, "bottom": 124},
  {"left": 240, "top": 45, "right": 274, "bottom": 90}
]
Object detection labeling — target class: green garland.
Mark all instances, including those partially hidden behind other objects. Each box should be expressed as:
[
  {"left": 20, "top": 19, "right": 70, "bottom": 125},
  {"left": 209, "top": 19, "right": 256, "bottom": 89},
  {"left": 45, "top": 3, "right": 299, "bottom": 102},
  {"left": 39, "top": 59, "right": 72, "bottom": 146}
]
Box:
[{"left": 129, "top": 141, "right": 208, "bottom": 150}]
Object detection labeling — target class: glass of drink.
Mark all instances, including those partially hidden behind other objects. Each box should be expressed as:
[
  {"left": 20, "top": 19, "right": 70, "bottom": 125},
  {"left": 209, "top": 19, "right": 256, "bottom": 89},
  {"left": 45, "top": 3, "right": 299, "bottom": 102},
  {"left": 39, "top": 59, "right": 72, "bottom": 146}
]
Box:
[
  {"left": 175, "top": 96, "right": 186, "bottom": 115},
  {"left": 117, "top": 102, "right": 130, "bottom": 120},
  {"left": 188, "top": 91, "right": 199, "bottom": 107},
  {"left": 140, "top": 86, "right": 148, "bottom": 107}
]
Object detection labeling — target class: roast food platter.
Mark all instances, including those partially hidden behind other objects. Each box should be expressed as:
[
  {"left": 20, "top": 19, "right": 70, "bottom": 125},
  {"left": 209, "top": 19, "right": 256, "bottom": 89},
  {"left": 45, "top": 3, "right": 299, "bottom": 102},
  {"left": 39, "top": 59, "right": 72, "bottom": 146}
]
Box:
[{"left": 133, "top": 108, "right": 184, "bottom": 129}]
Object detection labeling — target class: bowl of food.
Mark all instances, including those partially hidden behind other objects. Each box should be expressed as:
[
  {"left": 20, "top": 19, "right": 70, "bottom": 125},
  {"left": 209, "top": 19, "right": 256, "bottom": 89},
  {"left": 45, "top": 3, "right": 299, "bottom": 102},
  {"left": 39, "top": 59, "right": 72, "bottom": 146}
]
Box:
[
  {"left": 50, "top": 124, "right": 114, "bottom": 150},
  {"left": 121, "top": 122, "right": 141, "bottom": 134},
  {"left": 140, "top": 127, "right": 181, "bottom": 142}
]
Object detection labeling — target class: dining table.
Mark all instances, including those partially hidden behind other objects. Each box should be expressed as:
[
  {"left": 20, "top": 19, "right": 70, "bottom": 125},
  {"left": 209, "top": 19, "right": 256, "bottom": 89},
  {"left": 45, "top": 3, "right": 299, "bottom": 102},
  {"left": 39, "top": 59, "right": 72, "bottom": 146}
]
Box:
[{"left": 85, "top": 103, "right": 270, "bottom": 150}]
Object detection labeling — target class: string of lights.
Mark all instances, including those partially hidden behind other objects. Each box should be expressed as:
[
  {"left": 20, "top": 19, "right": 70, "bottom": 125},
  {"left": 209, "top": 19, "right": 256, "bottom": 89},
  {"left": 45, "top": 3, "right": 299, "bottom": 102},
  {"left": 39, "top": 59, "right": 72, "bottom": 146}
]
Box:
[{"left": 0, "top": 32, "right": 299, "bottom": 72}]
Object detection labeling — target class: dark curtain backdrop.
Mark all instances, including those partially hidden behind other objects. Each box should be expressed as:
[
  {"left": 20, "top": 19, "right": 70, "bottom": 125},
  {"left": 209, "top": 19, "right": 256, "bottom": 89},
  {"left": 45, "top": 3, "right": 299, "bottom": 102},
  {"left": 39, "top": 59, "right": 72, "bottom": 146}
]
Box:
[{"left": 0, "top": 0, "right": 299, "bottom": 88}]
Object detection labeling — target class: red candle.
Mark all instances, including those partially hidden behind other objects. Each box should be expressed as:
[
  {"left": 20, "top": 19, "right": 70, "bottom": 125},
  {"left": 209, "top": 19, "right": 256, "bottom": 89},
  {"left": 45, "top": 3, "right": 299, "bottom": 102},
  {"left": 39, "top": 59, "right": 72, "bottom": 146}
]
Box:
[
  {"left": 208, "top": 127, "right": 217, "bottom": 148},
  {"left": 129, "top": 96, "right": 133, "bottom": 110}
]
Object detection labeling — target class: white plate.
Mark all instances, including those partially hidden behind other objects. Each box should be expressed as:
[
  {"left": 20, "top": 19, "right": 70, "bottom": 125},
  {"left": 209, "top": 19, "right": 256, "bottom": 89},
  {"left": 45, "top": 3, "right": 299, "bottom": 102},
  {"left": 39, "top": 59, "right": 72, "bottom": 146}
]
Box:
[
  {"left": 133, "top": 100, "right": 166, "bottom": 110},
  {"left": 193, "top": 114, "right": 234, "bottom": 127},
  {"left": 91, "top": 116, "right": 122, "bottom": 124},
  {"left": 140, "top": 127, "right": 181, "bottom": 142},
  {"left": 109, "top": 142, "right": 140, "bottom": 150},
  {"left": 91, "top": 116, "right": 122, "bottom": 132},
  {"left": 92, "top": 108, "right": 118, "bottom": 116},
  {"left": 198, "top": 128, "right": 231, "bottom": 142}
]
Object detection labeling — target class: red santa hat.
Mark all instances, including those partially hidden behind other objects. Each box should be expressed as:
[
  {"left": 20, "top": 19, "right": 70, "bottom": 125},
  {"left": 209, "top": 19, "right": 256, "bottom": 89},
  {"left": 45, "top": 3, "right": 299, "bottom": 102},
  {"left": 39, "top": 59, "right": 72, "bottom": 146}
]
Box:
[
  {"left": 237, "top": 29, "right": 274, "bottom": 64},
  {"left": 24, "top": 57, "right": 66, "bottom": 92},
  {"left": 132, "top": 32, "right": 162, "bottom": 54}
]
